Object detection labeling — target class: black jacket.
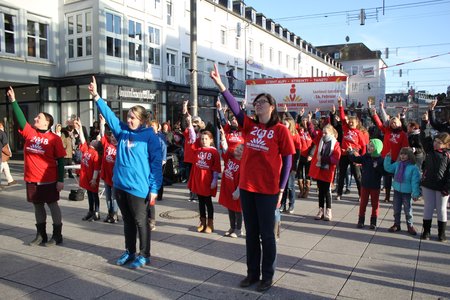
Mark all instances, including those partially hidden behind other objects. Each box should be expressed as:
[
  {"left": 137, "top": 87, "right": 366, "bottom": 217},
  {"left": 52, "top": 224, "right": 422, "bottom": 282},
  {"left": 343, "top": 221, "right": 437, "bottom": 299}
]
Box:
[
  {"left": 348, "top": 153, "right": 385, "bottom": 189},
  {"left": 421, "top": 149, "right": 450, "bottom": 194}
]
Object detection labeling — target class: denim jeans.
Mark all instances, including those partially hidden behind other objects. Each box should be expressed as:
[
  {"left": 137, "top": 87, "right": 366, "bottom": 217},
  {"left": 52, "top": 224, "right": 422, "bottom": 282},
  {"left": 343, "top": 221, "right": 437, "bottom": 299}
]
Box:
[
  {"left": 116, "top": 189, "right": 150, "bottom": 257},
  {"left": 240, "top": 189, "right": 278, "bottom": 281},
  {"left": 393, "top": 190, "right": 414, "bottom": 226},
  {"left": 281, "top": 172, "right": 296, "bottom": 209},
  {"left": 104, "top": 184, "right": 118, "bottom": 215}
]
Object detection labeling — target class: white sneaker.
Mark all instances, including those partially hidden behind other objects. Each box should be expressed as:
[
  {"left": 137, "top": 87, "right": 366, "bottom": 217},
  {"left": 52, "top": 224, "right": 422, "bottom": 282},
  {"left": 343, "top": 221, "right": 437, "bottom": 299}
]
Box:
[
  {"left": 224, "top": 228, "right": 234, "bottom": 237},
  {"left": 323, "top": 208, "right": 332, "bottom": 221},
  {"left": 336, "top": 195, "right": 341, "bottom": 201},
  {"left": 315, "top": 208, "right": 324, "bottom": 220}
]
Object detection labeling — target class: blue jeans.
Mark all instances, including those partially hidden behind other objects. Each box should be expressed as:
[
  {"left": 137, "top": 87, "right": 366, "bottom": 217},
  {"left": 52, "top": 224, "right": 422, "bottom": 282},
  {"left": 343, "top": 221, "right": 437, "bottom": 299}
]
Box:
[
  {"left": 393, "top": 190, "right": 414, "bottom": 226},
  {"left": 240, "top": 189, "right": 278, "bottom": 281},
  {"left": 281, "top": 172, "right": 296, "bottom": 209},
  {"left": 104, "top": 184, "right": 118, "bottom": 215}
]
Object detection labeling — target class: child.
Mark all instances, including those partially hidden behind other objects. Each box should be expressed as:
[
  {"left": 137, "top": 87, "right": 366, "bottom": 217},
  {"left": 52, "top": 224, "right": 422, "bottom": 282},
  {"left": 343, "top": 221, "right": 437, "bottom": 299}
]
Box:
[
  {"left": 307, "top": 119, "right": 341, "bottom": 221},
  {"left": 218, "top": 128, "right": 243, "bottom": 238},
  {"left": 384, "top": 147, "right": 421, "bottom": 235},
  {"left": 187, "top": 116, "right": 221, "bottom": 233},
  {"left": 349, "top": 139, "right": 385, "bottom": 229},
  {"left": 74, "top": 119, "right": 102, "bottom": 221},
  {"left": 99, "top": 115, "right": 119, "bottom": 223},
  {"left": 420, "top": 132, "right": 449, "bottom": 242}
]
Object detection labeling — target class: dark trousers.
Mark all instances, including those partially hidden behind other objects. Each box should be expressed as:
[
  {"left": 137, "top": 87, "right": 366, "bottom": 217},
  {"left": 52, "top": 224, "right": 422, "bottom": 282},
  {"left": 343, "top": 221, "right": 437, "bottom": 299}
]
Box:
[
  {"left": 297, "top": 156, "right": 311, "bottom": 180},
  {"left": 240, "top": 189, "right": 278, "bottom": 281},
  {"left": 317, "top": 180, "right": 332, "bottom": 209},
  {"left": 116, "top": 189, "right": 150, "bottom": 257},
  {"left": 228, "top": 209, "right": 242, "bottom": 230},
  {"left": 87, "top": 191, "right": 100, "bottom": 212},
  {"left": 337, "top": 155, "right": 361, "bottom": 196},
  {"left": 198, "top": 194, "right": 214, "bottom": 219}
]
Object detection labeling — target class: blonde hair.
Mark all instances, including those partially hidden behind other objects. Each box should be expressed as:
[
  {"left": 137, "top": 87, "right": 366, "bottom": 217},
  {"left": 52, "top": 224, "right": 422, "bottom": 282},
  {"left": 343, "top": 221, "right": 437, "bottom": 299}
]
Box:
[
  {"left": 284, "top": 117, "right": 297, "bottom": 136},
  {"left": 435, "top": 132, "right": 450, "bottom": 148},
  {"left": 129, "top": 105, "right": 149, "bottom": 125},
  {"left": 322, "top": 124, "right": 338, "bottom": 139}
]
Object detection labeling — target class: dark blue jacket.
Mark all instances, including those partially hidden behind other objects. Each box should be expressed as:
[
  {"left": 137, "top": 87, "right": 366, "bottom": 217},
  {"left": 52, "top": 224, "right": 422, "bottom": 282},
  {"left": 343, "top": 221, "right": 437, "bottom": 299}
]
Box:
[{"left": 349, "top": 153, "right": 385, "bottom": 189}]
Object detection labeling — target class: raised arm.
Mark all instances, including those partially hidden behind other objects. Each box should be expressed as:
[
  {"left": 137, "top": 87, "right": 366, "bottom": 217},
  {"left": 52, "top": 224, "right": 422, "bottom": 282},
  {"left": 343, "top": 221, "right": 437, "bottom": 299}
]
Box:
[
  {"left": 210, "top": 64, "right": 244, "bottom": 127},
  {"left": 73, "top": 118, "right": 86, "bottom": 145},
  {"left": 6, "top": 87, "right": 27, "bottom": 130}
]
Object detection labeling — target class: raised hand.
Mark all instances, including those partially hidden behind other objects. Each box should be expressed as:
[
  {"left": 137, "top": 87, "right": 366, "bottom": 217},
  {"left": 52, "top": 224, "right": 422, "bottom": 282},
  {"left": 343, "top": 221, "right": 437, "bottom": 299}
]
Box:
[
  {"left": 88, "top": 76, "right": 98, "bottom": 97},
  {"left": 6, "top": 86, "right": 16, "bottom": 102},
  {"left": 429, "top": 99, "right": 437, "bottom": 110},
  {"left": 337, "top": 96, "right": 343, "bottom": 107},
  {"left": 210, "top": 64, "right": 226, "bottom": 92}
]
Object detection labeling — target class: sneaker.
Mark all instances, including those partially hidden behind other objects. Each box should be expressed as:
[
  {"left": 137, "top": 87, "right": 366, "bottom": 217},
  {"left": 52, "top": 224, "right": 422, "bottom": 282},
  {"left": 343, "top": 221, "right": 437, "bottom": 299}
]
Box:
[
  {"left": 116, "top": 250, "right": 135, "bottom": 266},
  {"left": 369, "top": 224, "right": 377, "bottom": 230},
  {"left": 92, "top": 212, "right": 100, "bottom": 221},
  {"left": 224, "top": 228, "right": 234, "bottom": 237},
  {"left": 129, "top": 255, "right": 150, "bottom": 269},
  {"left": 388, "top": 224, "right": 401, "bottom": 232},
  {"left": 344, "top": 189, "right": 351, "bottom": 194},
  {"left": 287, "top": 207, "right": 295, "bottom": 214},
  {"left": 7, "top": 180, "right": 17, "bottom": 186},
  {"left": 82, "top": 211, "right": 95, "bottom": 221},
  {"left": 336, "top": 195, "right": 341, "bottom": 201},
  {"left": 323, "top": 208, "right": 332, "bottom": 221},
  {"left": 150, "top": 220, "right": 156, "bottom": 231},
  {"left": 407, "top": 225, "right": 417, "bottom": 236},
  {"left": 229, "top": 232, "right": 238, "bottom": 238},
  {"left": 357, "top": 223, "right": 364, "bottom": 229}
]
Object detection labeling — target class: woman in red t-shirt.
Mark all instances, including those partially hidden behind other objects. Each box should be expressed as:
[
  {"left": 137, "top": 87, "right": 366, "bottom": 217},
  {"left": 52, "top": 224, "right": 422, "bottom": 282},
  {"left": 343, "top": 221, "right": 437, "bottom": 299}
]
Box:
[
  {"left": 7, "top": 87, "right": 66, "bottom": 246},
  {"left": 99, "top": 114, "right": 119, "bottom": 223},
  {"left": 186, "top": 116, "right": 221, "bottom": 234},
  {"left": 219, "top": 127, "right": 244, "bottom": 238},
  {"left": 74, "top": 119, "right": 102, "bottom": 222},
  {"left": 210, "top": 64, "right": 295, "bottom": 292}
]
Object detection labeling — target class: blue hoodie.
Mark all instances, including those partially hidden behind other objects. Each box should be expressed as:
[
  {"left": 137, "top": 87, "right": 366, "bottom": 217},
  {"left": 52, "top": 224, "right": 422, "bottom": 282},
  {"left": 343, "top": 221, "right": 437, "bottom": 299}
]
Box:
[
  {"left": 384, "top": 155, "right": 421, "bottom": 198},
  {"left": 97, "top": 98, "right": 162, "bottom": 198}
]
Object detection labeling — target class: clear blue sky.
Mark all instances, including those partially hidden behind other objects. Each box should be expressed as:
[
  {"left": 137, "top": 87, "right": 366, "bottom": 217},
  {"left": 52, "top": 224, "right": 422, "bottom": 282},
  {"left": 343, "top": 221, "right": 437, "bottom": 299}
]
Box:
[{"left": 244, "top": 0, "right": 450, "bottom": 95}]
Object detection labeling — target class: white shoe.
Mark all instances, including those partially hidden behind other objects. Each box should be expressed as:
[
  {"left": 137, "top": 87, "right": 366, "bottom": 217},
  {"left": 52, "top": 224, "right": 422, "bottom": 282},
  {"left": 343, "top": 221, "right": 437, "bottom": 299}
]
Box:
[
  {"left": 315, "top": 208, "right": 324, "bottom": 220},
  {"left": 323, "top": 208, "right": 332, "bottom": 221}
]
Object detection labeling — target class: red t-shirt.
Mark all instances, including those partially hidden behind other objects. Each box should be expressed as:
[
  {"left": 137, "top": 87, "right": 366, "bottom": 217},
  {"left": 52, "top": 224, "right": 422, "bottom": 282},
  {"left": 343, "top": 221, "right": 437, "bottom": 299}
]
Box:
[
  {"left": 183, "top": 129, "right": 201, "bottom": 164},
  {"left": 20, "top": 123, "right": 66, "bottom": 183},
  {"left": 223, "top": 123, "right": 244, "bottom": 153},
  {"left": 100, "top": 136, "right": 116, "bottom": 187},
  {"left": 218, "top": 152, "right": 242, "bottom": 212},
  {"left": 298, "top": 128, "right": 313, "bottom": 157},
  {"left": 79, "top": 143, "right": 102, "bottom": 192},
  {"left": 239, "top": 116, "right": 295, "bottom": 195},
  {"left": 188, "top": 146, "right": 221, "bottom": 196}
]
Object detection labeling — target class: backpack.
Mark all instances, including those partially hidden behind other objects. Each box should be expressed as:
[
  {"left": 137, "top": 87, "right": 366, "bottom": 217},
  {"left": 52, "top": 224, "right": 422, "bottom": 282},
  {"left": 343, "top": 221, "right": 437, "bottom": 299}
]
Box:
[{"left": 68, "top": 189, "right": 85, "bottom": 201}]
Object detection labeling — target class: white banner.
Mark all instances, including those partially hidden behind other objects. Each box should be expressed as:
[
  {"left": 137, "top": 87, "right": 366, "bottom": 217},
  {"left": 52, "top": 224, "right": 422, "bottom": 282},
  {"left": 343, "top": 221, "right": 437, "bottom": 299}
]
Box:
[{"left": 245, "top": 76, "right": 347, "bottom": 110}]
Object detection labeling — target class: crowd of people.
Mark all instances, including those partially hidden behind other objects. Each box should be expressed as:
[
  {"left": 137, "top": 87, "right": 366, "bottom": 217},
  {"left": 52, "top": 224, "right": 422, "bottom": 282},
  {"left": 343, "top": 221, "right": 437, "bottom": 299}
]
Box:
[{"left": 2, "top": 69, "right": 449, "bottom": 292}]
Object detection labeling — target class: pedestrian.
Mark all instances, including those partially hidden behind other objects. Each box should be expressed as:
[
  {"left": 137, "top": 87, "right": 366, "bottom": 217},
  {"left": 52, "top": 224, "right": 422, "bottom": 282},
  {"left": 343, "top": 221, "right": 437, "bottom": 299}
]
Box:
[
  {"left": 187, "top": 115, "right": 221, "bottom": 234},
  {"left": 420, "top": 132, "right": 449, "bottom": 242},
  {"left": 6, "top": 87, "right": 66, "bottom": 246},
  {"left": 88, "top": 76, "right": 162, "bottom": 269},
  {"left": 218, "top": 127, "right": 243, "bottom": 238},
  {"left": 60, "top": 125, "right": 75, "bottom": 178},
  {"left": 98, "top": 115, "right": 119, "bottom": 224},
  {"left": 296, "top": 110, "right": 315, "bottom": 198},
  {"left": 348, "top": 139, "right": 385, "bottom": 229},
  {"left": 307, "top": 118, "right": 341, "bottom": 221},
  {"left": 0, "top": 120, "right": 17, "bottom": 186},
  {"left": 210, "top": 64, "right": 295, "bottom": 292},
  {"left": 428, "top": 99, "right": 450, "bottom": 134},
  {"left": 384, "top": 147, "right": 421, "bottom": 235},
  {"left": 74, "top": 118, "right": 102, "bottom": 221}
]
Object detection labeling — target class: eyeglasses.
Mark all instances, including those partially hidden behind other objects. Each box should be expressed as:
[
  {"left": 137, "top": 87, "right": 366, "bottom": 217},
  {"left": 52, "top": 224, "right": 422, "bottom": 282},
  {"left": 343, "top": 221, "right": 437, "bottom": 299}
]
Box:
[{"left": 253, "top": 99, "right": 270, "bottom": 106}]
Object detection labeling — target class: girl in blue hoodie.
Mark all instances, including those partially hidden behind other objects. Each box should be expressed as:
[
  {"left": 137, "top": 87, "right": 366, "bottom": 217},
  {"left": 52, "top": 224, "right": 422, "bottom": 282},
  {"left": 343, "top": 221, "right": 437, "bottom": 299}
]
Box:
[
  {"left": 384, "top": 147, "right": 421, "bottom": 235},
  {"left": 89, "top": 77, "right": 162, "bottom": 269}
]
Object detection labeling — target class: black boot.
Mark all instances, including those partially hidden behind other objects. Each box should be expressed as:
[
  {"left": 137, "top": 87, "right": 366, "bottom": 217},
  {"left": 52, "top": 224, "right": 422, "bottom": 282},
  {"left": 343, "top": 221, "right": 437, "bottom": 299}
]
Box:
[
  {"left": 370, "top": 216, "right": 377, "bottom": 230},
  {"left": 29, "top": 223, "right": 48, "bottom": 246},
  {"left": 421, "top": 219, "right": 432, "bottom": 240},
  {"left": 46, "top": 224, "right": 63, "bottom": 246},
  {"left": 357, "top": 216, "right": 365, "bottom": 228},
  {"left": 438, "top": 221, "right": 447, "bottom": 242}
]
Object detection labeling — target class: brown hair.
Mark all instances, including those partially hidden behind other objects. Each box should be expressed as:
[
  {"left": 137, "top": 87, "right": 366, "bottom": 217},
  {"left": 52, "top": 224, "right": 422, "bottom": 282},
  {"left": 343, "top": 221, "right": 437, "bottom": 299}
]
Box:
[
  {"left": 284, "top": 117, "right": 297, "bottom": 136},
  {"left": 408, "top": 121, "right": 420, "bottom": 130},
  {"left": 201, "top": 130, "right": 215, "bottom": 147},
  {"left": 129, "top": 105, "right": 149, "bottom": 125},
  {"left": 42, "top": 112, "right": 54, "bottom": 130},
  {"left": 435, "top": 132, "right": 450, "bottom": 147},
  {"left": 252, "top": 93, "right": 280, "bottom": 128},
  {"left": 399, "top": 147, "right": 416, "bottom": 164}
]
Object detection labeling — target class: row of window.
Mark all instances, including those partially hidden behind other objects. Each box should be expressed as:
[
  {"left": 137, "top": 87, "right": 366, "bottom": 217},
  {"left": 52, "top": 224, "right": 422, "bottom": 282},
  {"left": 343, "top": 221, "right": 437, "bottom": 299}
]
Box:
[{"left": 0, "top": 11, "right": 49, "bottom": 59}]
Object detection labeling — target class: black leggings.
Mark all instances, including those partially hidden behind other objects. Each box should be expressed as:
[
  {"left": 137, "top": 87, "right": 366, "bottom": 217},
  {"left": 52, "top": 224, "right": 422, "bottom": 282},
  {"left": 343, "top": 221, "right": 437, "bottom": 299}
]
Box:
[
  {"left": 198, "top": 194, "right": 214, "bottom": 219},
  {"left": 337, "top": 155, "right": 361, "bottom": 196},
  {"left": 296, "top": 156, "right": 311, "bottom": 180},
  {"left": 317, "top": 180, "right": 332, "bottom": 209}
]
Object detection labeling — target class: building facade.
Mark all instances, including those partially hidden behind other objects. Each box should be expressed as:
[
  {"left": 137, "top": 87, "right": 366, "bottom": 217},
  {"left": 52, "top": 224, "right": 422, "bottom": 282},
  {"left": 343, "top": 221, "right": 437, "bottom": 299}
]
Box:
[{"left": 0, "top": 0, "right": 346, "bottom": 153}]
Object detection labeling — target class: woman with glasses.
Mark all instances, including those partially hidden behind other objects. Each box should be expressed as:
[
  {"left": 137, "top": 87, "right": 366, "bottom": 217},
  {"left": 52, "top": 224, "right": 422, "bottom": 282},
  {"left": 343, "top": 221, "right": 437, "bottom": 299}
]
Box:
[{"left": 210, "top": 64, "right": 295, "bottom": 292}]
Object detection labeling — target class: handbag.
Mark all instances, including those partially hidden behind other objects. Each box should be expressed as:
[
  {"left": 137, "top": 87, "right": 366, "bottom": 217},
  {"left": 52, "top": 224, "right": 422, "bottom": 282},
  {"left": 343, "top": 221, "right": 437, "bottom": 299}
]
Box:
[
  {"left": 2, "top": 144, "right": 11, "bottom": 162},
  {"left": 68, "top": 189, "right": 85, "bottom": 201}
]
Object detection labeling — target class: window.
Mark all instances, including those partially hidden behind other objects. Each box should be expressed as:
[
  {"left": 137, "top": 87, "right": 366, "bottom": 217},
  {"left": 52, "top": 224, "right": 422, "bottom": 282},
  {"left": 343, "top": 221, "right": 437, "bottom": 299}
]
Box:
[
  {"left": 220, "top": 29, "right": 226, "bottom": 45},
  {"left": 167, "top": 0, "right": 173, "bottom": 25},
  {"left": 235, "top": 37, "right": 240, "bottom": 50},
  {"left": 269, "top": 48, "right": 273, "bottom": 63},
  {"left": 286, "top": 54, "right": 289, "bottom": 68},
  {"left": 128, "top": 20, "right": 142, "bottom": 61},
  {"left": 248, "top": 39, "right": 253, "bottom": 56},
  {"left": 66, "top": 11, "right": 92, "bottom": 59},
  {"left": 259, "top": 43, "right": 264, "bottom": 60},
  {"left": 148, "top": 26, "right": 161, "bottom": 65},
  {"left": 351, "top": 65, "right": 359, "bottom": 75},
  {"left": 106, "top": 12, "right": 122, "bottom": 58},
  {"left": 1, "top": 12, "right": 16, "bottom": 54},
  {"left": 293, "top": 58, "right": 297, "bottom": 70},
  {"left": 334, "top": 52, "right": 340, "bottom": 59},
  {"left": 278, "top": 51, "right": 282, "bottom": 65},
  {"left": 166, "top": 51, "right": 176, "bottom": 77},
  {"left": 27, "top": 20, "right": 48, "bottom": 59}
]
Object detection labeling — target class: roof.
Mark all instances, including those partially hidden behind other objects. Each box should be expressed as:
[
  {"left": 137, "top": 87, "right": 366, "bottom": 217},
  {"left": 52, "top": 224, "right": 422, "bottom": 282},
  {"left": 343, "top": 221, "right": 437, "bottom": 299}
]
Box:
[{"left": 317, "top": 43, "right": 382, "bottom": 61}]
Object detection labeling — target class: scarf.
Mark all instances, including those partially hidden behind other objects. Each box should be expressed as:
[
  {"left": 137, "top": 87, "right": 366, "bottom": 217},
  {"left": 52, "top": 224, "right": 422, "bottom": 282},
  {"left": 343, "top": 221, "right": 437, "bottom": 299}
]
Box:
[
  {"left": 394, "top": 160, "right": 410, "bottom": 183},
  {"left": 316, "top": 135, "right": 336, "bottom": 170}
]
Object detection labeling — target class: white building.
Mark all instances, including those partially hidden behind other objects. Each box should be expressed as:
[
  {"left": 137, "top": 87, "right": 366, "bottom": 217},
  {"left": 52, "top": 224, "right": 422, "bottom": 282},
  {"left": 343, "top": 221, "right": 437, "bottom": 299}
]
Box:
[{"left": 0, "top": 0, "right": 346, "bottom": 152}]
